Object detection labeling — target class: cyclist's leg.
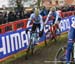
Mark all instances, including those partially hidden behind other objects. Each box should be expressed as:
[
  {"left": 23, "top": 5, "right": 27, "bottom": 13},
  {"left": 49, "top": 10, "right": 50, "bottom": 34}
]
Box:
[
  {"left": 36, "top": 24, "right": 41, "bottom": 42},
  {"left": 50, "top": 25, "right": 56, "bottom": 40},
  {"left": 50, "top": 26, "right": 53, "bottom": 39},
  {"left": 31, "top": 23, "right": 37, "bottom": 39},
  {"left": 30, "top": 23, "right": 37, "bottom": 45},
  {"left": 32, "top": 23, "right": 36, "bottom": 32},
  {"left": 36, "top": 24, "right": 40, "bottom": 33},
  {"left": 38, "top": 24, "right": 43, "bottom": 37},
  {"left": 66, "top": 42, "right": 73, "bottom": 63},
  {"left": 55, "top": 23, "right": 61, "bottom": 35},
  {"left": 53, "top": 19, "right": 55, "bottom": 25},
  {"left": 66, "top": 27, "right": 75, "bottom": 63},
  {"left": 53, "top": 25, "right": 57, "bottom": 36},
  {"left": 32, "top": 24, "right": 40, "bottom": 44}
]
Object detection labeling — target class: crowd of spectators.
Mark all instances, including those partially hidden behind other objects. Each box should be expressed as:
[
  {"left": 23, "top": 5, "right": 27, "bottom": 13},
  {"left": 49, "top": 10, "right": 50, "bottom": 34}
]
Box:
[
  {"left": 0, "top": 10, "right": 33, "bottom": 25},
  {"left": 58, "top": 5, "right": 75, "bottom": 12},
  {"left": 0, "top": 5, "right": 75, "bottom": 25}
]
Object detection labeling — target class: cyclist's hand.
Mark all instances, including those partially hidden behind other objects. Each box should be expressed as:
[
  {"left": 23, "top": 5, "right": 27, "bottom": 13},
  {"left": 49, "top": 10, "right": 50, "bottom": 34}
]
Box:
[{"left": 52, "top": 24, "right": 55, "bottom": 27}]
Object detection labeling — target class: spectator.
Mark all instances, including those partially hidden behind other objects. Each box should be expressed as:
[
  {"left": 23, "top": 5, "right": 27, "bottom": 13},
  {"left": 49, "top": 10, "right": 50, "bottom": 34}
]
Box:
[
  {"left": 8, "top": 11, "right": 16, "bottom": 22},
  {"left": 0, "top": 5, "right": 74, "bottom": 25},
  {"left": 70, "top": 5, "right": 75, "bottom": 11},
  {"left": 26, "top": 11, "right": 31, "bottom": 18},
  {"left": 0, "top": 12, "right": 5, "bottom": 25},
  {"left": 24, "top": 11, "right": 28, "bottom": 19},
  {"left": 16, "top": 11, "right": 21, "bottom": 20},
  {"left": 61, "top": 6, "right": 67, "bottom": 12},
  {"left": 20, "top": 11, "right": 25, "bottom": 19},
  {"left": 3, "top": 11, "right": 8, "bottom": 24}
]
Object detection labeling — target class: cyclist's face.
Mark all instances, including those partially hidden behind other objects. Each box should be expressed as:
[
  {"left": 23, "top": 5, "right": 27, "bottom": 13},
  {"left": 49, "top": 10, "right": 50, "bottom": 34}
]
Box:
[
  {"left": 52, "top": 7, "right": 56, "bottom": 12},
  {"left": 35, "top": 12, "right": 39, "bottom": 17}
]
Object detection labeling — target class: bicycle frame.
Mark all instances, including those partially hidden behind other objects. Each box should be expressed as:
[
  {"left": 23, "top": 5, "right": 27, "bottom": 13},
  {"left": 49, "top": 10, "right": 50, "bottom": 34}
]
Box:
[
  {"left": 25, "top": 28, "right": 40, "bottom": 59},
  {"left": 30, "top": 31, "right": 39, "bottom": 45},
  {"left": 26, "top": 27, "right": 39, "bottom": 45}
]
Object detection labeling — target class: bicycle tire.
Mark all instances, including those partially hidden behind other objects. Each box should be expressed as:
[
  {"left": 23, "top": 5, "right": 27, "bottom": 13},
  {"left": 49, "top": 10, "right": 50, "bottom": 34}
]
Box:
[
  {"left": 55, "top": 46, "right": 67, "bottom": 64},
  {"left": 25, "top": 39, "right": 35, "bottom": 59},
  {"left": 44, "top": 34, "right": 47, "bottom": 46}
]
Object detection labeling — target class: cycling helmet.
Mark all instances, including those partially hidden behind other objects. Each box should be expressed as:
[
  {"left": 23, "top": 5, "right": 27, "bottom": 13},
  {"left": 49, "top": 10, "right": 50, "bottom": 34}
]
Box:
[
  {"left": 51, "top": 7, "right": 56, "bottom": 11},
  {"left": 34, "top": 8, "right": 39, "bottom": 16}
]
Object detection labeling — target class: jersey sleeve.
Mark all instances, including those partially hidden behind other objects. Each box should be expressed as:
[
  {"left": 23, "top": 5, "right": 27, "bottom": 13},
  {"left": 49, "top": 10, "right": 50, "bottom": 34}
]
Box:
[
  {"left": 45, "top": 11, "right": 52, "bottom": 24},
  {"left": 27, "top": 14, "right": 33, "bottom": 28},
  {"left": 39, "top": 15, "right": 44, "bottom": 31},
  {"left": 54, "top": 11, "right": 59, "bottom": 24}
]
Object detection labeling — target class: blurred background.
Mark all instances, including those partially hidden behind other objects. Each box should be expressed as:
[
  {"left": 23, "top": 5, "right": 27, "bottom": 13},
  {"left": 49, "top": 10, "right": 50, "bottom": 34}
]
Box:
[{"left": 0, "top": 0, "right": 74, "bottom": 25}]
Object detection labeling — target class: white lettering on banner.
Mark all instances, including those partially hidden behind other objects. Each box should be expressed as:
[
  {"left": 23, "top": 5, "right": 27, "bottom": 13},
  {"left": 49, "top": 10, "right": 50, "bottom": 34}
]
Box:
[
  {"left": 59, "top": 18, "right": 70, "bottom": 32},
  {"left": 6, "top": 36, "right": 11, "bottom": 53},
  {"left": 21, "top": 31, "right": 29, "bottom": 47},
  {"left": 10, "top": 33, "right": 20, "bottom": 51},
  {"left": 59, "top": 20, "right": 66, "bottom": 31},
  {"left": 0, "top": 37, "right": 6, "bottom": 55},
  {"left": 0, "top": 31, "right": 29, "bottom": 55},
  {"left": 27, "top": 31, "right": 31, "bottom": 41},
  {"left": 65, "top": 19, "right": 70, "bottom": 29},
  {"left": 0, "top": 16, "right": 74, "bottom": 57}
]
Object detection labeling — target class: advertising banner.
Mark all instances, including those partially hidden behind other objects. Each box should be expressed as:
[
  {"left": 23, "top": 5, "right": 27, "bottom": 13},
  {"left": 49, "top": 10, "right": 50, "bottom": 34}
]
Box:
[{"left": 0, "top": 16, "right": 75, "bottom": 60}]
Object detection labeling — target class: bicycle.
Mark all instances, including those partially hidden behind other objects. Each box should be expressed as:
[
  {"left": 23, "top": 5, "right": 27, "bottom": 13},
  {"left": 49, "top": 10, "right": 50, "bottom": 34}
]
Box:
[
  {"left": 46, "top": 23, "right": 60, "bottom": 43},
  {"left": 55, "top": 43, "right": 75, "bottom": 64},
  {"left": 25, "top": 27, "right": 42, "bottom": 59}
]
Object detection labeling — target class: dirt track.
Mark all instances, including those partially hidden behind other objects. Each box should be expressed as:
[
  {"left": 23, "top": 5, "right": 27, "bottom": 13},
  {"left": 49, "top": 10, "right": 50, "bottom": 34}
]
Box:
[{"left": 10, "top": 34, "right": 67, "bottom": 64}]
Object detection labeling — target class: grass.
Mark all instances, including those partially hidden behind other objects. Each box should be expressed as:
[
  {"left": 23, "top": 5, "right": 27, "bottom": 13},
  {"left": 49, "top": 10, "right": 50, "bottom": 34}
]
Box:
[{"left": 0, "top": 33, "right": 68, "bottom": 64}]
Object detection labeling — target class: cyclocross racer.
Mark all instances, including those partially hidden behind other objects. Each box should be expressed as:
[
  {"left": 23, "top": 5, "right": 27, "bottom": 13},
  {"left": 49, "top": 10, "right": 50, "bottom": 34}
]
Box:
[
  {"left": 45, "top": 7, "right": 61, "bottom": 32},
  {"left": 27, "top": 8, "right": 44, "bottom": 38},
  {"left": 66, "top": 21, "right": 75, "bottom": 64}
]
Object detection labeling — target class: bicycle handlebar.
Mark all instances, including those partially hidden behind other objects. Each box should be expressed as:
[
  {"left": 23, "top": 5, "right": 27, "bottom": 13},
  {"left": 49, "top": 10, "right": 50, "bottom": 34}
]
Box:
[{"left": 26, "top": 29, "right": 39, "bottom": 34}]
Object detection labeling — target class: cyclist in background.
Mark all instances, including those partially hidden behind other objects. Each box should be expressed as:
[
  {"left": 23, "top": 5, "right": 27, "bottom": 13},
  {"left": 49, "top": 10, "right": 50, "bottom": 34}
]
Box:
[
  {"left": 45, "top": 7, "right": 61, "bottom": 33},
  {"left": 27, "top": 8, "right": 44, "bottom": 39},
  {"left": 66, "top": 21, "right": 75, "bottom": 64}
]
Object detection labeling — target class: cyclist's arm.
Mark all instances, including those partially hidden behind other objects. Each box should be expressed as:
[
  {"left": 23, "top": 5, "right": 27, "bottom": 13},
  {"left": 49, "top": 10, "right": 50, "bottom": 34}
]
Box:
[
  {"left": 27, "top": 14, "right": 34, "bottom": 28},
  {"left": 45, "top": 11, "right": 52, "bottom": 24},
  {"left": 39, "top": 15, "right": 44, "bottom": 31},
  {"left": 54, "top": 12, "right": 59, "bottom": 24}
]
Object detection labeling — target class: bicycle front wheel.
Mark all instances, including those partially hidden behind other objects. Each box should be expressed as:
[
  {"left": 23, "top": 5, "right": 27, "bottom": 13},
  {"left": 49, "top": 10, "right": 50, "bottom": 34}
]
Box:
[{"left": 55, "top": 46, "right": 67, "bottom": 64}]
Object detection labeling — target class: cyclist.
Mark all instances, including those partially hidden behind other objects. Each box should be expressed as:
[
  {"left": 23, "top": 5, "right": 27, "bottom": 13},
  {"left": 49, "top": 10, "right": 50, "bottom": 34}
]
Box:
[
  {"left": 27, "top": 8, "right": 44, "bottom": 41},
  {"left": 66, "top": 21, "right": 75, "bottom": 64},
  {"left": 45, "top": 7, "right": 61, "bottom": 35}
]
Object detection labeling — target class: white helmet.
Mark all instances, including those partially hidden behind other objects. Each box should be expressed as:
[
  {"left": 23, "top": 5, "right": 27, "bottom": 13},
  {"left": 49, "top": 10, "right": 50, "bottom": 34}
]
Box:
[
  {"left": 51, "top": 7, "right": 56, "bottom": 11},
  {"left": 34, "top": 8, "right": 39, "bottom": 16}
]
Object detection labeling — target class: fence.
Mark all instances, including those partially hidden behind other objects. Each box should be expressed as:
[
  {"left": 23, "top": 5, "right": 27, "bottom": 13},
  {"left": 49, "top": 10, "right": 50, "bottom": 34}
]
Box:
[{"left": 0, "top": 11, "right": 75, "bottom": 34}]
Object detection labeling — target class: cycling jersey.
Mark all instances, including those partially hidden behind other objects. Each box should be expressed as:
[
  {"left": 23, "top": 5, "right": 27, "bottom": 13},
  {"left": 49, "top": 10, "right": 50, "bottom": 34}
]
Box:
[
  {"left": 45, "top": 11, "right": 61, "bottom": 24},
  {"left": 27, "top": 13, "right": 43, "bottom": 32}
]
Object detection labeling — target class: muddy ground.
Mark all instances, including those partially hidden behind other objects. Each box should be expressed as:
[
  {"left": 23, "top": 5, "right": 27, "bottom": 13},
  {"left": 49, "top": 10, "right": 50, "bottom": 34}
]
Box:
[{"left": 8, "top": 35, "right": 67, "bottom": 64}]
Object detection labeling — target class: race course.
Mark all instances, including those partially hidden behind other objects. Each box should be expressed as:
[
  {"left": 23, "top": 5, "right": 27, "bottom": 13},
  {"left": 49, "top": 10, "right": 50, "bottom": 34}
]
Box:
[{"left": 5, "top": 34, "right": 67, "bottom": 64}]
